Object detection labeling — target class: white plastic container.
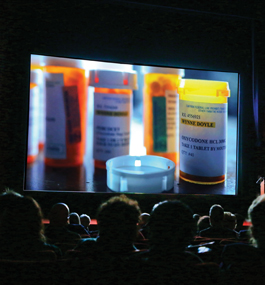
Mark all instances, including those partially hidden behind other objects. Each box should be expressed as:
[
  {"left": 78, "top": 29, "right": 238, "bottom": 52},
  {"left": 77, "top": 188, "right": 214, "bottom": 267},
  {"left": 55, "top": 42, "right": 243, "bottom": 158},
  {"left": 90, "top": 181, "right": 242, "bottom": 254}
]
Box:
[{"left": 106, "top": 155, "right": 175, "bottom": 193}]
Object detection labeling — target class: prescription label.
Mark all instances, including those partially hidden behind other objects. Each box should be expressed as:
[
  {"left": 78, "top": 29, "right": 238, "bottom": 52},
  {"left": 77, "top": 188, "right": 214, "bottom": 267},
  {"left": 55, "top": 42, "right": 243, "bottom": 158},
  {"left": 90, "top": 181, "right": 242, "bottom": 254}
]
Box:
[
  {"left": 93, "top": 92, "right": 132, "bottom": 161},
  {"left": 45, "top": 73, "right": 67, "bottom": 159},
  {"left": 27, "top": 86, "right": 39, "bottom": 156},
  {"left": 179, "top": 100, "right": 227, "bottom": 177}
]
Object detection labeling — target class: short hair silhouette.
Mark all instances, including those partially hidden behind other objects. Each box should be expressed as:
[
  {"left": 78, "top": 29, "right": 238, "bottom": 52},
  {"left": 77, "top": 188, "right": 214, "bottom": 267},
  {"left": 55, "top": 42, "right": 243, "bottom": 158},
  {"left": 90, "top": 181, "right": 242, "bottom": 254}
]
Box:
[
  {"left": 69, "top": 212, "right": 80, "bottom": 224},
  {"left": 80, "top": 214, "right": 91, "bottom": 228},
  {"left": 49, "top": 203, "right": 70, "bottom": 226},
  {"left": 148, "top": 200, "right": 195, "bottom": 248},
  {"left": 97, "top": 194, "right": 141, "bottom": 243},
  {"left": 209, "top": 204, "right": 224, "bottom": 226}
]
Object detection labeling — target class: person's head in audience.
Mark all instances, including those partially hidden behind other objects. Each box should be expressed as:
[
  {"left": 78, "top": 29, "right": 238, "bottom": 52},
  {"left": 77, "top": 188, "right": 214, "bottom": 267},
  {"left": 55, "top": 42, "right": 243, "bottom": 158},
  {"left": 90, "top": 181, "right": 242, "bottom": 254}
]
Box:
[
  {"left": 49, "top": 203, "right": 70, "bottom": 227},
  {"left": 0, "top": 190, "right": 23, "bottom": 229},
  {"left": 148, "top": 200, "right": 196, "bottom": 250},
  {"left": 197, "top": 215, "right": 210, "bottom": 232},
  {"left": 97, "top": 194, "right": 141, "bottom": 247},
  {"left": 248, "top": 194, "right": 265, "bottom": 250},
  {"left": 0, "top": 195, "right": 46, "bottom": 243},
  {"left": 223, "top": 211, "right": 237, "bottom": 230},
  {"left": 80, "top": 214, "right": 91, "bottom": 230},
  {"left": 209, "top": 204, "right": 224, "bottom": 228},
  {"left": 69, "top": 212, "right": 80, "bottom": 225}
]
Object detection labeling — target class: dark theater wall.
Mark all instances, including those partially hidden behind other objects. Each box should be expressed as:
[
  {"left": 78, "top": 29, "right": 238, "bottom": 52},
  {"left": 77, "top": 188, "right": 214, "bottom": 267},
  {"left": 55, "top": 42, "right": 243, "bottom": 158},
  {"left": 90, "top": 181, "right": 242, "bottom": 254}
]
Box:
[{"left": 0, "top": 0, "right": 264, "bottom": 215}]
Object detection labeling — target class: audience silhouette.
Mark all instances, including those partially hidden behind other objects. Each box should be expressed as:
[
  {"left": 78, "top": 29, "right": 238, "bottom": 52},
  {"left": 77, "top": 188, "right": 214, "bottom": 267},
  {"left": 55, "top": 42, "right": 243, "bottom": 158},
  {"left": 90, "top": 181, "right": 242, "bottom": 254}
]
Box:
[{"left": 2, "top": 189, "right": 264, "bottom": 285}]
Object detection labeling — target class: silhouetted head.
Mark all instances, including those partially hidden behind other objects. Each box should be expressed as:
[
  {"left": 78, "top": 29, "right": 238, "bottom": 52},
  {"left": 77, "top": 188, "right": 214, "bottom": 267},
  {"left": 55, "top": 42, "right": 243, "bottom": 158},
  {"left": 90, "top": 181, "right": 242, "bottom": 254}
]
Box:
[
  {"left": 97, "top": 194, "right": 141, "bottom": 244},
  {"left": 148, "top": 200, "right": 195, "bottom": 249},
  {"left": 69, "top": 212, "right": 80, "bottom": 225},
  {"left": 0, "top": 190, "right": 23, "bottom": 220},
  {"left": 209, "top": 204, "right": 224, "bottom": 227},
  {"left": 80, "top": 214, "right": 91, "bottom": 229},
  {"left": 49, "top": 203, "right": 70, "bottom": 226},
  {"left": 0, "top": 195, "right": 45, "bottom": 242}
]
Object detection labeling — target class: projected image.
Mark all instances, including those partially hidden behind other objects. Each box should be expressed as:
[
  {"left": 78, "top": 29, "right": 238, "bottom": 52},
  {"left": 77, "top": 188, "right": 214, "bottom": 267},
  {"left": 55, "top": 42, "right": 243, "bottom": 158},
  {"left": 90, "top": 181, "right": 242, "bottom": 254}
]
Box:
[{"left": 25, "top": 55, "right": 238, "bottom": 195}]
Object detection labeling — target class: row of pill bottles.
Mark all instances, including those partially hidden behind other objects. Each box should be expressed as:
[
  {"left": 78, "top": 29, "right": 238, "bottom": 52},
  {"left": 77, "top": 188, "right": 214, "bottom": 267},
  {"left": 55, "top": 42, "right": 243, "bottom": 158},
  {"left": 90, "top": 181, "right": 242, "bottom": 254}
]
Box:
[
  {"left": 28, "top": 57, "right": 138, "bottom": 170},
  {"left": 89, "top": 69, "right": 138, "bottom": 169}
]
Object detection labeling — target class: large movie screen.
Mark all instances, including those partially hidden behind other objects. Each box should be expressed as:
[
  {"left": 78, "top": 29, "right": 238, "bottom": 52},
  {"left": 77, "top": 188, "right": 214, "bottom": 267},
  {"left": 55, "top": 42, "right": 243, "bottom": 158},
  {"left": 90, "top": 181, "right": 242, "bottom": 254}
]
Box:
[{"left": 24, "top": 54, "right": 238, "bottom": 195}]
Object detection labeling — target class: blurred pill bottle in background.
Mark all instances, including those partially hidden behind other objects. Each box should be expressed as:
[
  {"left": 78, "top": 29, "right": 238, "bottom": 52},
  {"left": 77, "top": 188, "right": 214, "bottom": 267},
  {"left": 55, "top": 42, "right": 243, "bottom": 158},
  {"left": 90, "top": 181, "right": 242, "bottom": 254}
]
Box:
[
  {"left": 30, "top": 55, "right": 46, "bottom": 151},
  {"left": 27, "top": 70, "right": 40, "bottom": 164},
  {"left": 44, "top": 56, "right": 88, "bottom": 167},
  {"left": 143, "top": 66, "right": 184, "bottom": 166}
]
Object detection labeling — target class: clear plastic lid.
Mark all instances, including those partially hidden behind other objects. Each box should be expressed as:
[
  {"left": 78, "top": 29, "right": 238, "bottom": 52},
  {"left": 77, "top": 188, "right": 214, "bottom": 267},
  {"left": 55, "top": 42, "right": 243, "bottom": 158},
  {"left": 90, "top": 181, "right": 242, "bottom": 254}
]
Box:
[
  {"left": 142, "top": 66, "right": 185, "bottom": 77},
  {"left": 106, "top": 155, "right": 175, "bottom": 193},
  {"left": 89, "top": 69, "right": 138, "bottom": 90}
]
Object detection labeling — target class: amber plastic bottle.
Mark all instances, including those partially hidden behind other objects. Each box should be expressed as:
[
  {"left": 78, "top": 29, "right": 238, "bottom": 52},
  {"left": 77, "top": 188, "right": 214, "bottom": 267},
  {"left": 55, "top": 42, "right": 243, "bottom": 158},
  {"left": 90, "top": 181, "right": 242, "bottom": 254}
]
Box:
[
  {"left": 143, "top": 67, "right": 184, "bottom": 166},
  {"left": 44, "top": 57, "right": 87, "bottom": 167},
  {"left": 89, "top": 69, "right": 138, "bottom": 169}
]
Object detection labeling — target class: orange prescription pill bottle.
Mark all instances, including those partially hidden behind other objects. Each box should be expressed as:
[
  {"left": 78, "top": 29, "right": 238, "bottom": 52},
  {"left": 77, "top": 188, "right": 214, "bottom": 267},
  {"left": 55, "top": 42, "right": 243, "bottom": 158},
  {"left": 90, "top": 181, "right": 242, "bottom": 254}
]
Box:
[
  {"left": 27, "top": 70, "right": 40, "bottom": 164},
  {"left": 89, "top": 69, "right": 138, "bottom": 169},
  {"left": 178, "top": 79, "right": 230, "bottom": 184},
  {"left": 31, "top": 55, "right": 45, "bottom": 151},
  {"left": 44, "top": 57, "right": 88, "bottom": 167},
  {"left": 143, "top": 67, "right": 184, "bottom": 166}
]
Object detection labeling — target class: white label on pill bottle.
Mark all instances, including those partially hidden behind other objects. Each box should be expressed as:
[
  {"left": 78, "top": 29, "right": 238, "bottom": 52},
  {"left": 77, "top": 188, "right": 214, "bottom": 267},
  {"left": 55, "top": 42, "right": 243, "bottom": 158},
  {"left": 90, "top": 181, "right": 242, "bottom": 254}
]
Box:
[
  {"left": 179, "top": 100, "right": 227, "bottom": 177},
  {"left": 93, "top": 92, "right": 132, "bottom": 161},
  {"left": 27, "top": 86, "right": 39, "bottom": 156},
  {"left": 166, "top": 90, "right": 178, "bottom": 152},
  {"left": 38, "top": 70, "right": 46, "bottom": 146},
  {"left": 45, "top": 73, "right": 67, "bottom": 159}
]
